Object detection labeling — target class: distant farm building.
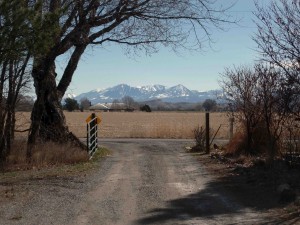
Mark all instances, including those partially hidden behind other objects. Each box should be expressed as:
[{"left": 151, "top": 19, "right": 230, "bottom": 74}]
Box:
[{"left": 89, "top": 103, "right": 134, "bottom": 112}]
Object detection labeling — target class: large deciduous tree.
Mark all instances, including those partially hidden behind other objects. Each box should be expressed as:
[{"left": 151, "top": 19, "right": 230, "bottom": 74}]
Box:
[
  {"left": 220, "top": 64, "right": 287, "bottom": 159},
  {"left": 254, "top": 0, "right": 300, "bottom": 117},
  {"left": 122, "top": 95, "right": 136, "bottom": 110},
  {"left": 220, "top": 65, "right": 262, "bottom": 155},
  {"left": 80, "top": 97, "right": 91, "bottom": 111},
  {"left": 24, "top": 0, "right": 235, "bottom": 158},
  {"left": 255, "top": 64, "right": 286, "bottom": 161}
]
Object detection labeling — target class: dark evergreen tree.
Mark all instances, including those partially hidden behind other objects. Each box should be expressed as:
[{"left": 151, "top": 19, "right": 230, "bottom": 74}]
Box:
[
  {"left": 63, "top": 98, "right": 79, "bottom": 112},
  {"left": 140, "top": 105, "right": 152, "bottom": 112},
  {"left": 202, "top": 99, "right": 217, "bottom": 111}
]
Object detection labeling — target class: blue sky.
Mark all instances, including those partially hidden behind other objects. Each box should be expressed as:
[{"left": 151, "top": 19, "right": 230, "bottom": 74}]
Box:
[{"left": 58, "top": 0, "right": 262, "bottom": 95}]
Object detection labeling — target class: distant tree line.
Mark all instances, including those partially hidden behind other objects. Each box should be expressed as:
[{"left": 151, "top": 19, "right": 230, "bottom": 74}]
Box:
[
  {"left": 63, "top": 95, "right": 221, "bottom": 112},
  {"left": 63, "top": 97, "right": 91, "bottom": 112},
  {"left": 140, "top": 99, "right": 220, "bottom": 112}
]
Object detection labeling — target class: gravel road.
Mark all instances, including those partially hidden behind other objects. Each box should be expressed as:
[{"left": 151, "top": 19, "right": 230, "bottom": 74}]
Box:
[{"left": 0, "top": 139, "right": 276, "bottom": 225}]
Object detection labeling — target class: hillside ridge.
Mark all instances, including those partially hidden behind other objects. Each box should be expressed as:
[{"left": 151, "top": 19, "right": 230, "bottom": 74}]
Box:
[{"left": 69, "top": 84, "right": 222, "bottom": 104}]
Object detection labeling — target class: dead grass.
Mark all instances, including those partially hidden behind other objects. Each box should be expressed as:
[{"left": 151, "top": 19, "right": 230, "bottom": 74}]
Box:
[
  {"left": 71, "top": 111, "right": 231, "bottom": 139},
  {"left": 15, "top": 111, "right": 232, "bottom": 139},
  {"left": 5, "top": 140, "right": 89, "bottom": 171},
  {"left": 1, "top": 146, "right": 111, "bottom": 181}
]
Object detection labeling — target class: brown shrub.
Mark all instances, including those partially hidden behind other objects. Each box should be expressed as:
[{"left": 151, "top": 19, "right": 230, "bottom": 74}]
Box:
[
  {"left": 224, "top": 132, "right": 246, "bottom": 156},
  {"left": 190, "top": 126, "right": 206, "bottom": 152},
  {"left": 224, "top": 122, "right": 280, "bottom": 157}
]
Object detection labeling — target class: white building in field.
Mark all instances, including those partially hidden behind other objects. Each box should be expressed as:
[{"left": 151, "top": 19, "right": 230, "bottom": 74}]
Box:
[{"left": 89, "top": 103, "right": 134, "bottom": 112}]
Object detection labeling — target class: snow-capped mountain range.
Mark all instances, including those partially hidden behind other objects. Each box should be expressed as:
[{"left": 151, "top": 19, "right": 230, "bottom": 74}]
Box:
[{"left": 71, "top": 84, "right": 222, "bottom": 104}]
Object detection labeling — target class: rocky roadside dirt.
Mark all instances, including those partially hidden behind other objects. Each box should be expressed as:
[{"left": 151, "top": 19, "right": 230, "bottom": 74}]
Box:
[
  {"left": 0, "top": 163, "right": 96, "bottom": 224},
  {"left": 196, "top": 150, "right": 300, "bottom": 224}
]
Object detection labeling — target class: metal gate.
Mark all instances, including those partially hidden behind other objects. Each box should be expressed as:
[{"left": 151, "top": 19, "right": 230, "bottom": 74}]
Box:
[{"left": 86, "top": 113, "right": 101, "bottom": 158}]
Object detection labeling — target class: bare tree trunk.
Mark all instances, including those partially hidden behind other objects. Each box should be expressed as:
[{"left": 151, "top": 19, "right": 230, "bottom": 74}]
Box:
[
  {"left": 27, "top": 54, "right": 86, "bottom": 160},
  {"left": 245, "top": 118, "right": 254, "bottom": 155},
  {"left": 0, "top": 61, "right": 7, "bottom": 164},
  {"left": 0, "top": 61, "right": 14, "bottom": 161}
]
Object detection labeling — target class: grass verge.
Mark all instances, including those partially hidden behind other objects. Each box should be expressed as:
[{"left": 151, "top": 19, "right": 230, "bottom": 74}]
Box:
[{"left": 0, "top": 147, "right": 112, "bottom": 181}]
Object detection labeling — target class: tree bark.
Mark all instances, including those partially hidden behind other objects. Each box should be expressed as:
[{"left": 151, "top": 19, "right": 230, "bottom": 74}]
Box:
[{"left": 27, "top": 53, "right": 86, "bottom": 160}]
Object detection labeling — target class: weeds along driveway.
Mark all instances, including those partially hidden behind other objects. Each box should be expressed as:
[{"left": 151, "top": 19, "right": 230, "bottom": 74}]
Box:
[{"left": 0, "top": 139, "right": 288, "bottom": 225}]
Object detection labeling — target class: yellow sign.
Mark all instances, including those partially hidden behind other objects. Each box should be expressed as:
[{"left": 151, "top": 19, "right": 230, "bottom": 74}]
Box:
[
  {"left": 96, "top": 117, "right": 101, "bottom": 124},
  {"left": 86, "top": 114, "right": 101, "bottom": 124},
  {"left": 85, "top": 115, "right": 92, "bottom": 123}
]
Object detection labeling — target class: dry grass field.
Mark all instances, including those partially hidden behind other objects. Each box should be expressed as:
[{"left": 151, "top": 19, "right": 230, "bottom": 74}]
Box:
[{"left": 15, "top": 111, "right": 232, "bottom": 139}]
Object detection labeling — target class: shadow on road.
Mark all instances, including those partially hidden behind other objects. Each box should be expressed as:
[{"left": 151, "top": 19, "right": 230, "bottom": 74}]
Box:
[{"left": 135, "top": 164, "right": 300, "bottom": 225}]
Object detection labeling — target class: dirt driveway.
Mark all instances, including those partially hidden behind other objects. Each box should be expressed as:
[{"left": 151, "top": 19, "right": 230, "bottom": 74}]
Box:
[{"left": 0, "top": 139, "right": 297, "bottom": 225}]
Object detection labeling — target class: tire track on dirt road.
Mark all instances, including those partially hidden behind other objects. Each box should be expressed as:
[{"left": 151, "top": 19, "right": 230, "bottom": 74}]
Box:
[{"left": 72, "top": 139, "right": 272, "bottom": 225}]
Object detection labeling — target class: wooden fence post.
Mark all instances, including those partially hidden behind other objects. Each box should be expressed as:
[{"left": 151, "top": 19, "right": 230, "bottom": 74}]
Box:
[
  {"left": 86, "top": 122, "right": 89, "bottom": 152},
  {"left": 229, "top": 117, "right": 234, "bottom": 140},
  {"left": 205, "top": 112, "right": 210, "bottom": 154}
]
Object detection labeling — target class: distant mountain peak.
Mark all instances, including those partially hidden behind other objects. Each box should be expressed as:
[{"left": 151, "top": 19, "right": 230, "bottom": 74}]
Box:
[
  {"left": 173, "top": 84, "right": 186, "bottom": 88},
  {"left": 92, "top": 88, "right": 103, "bottom": 92},
  {"left": 65, "top": 93, "right": 76, "bottom": 99},
  {"left": 73, "top": 84, "right": 221, "bottom": 104},
  {"left": 168, "top": 84, "right": 187, "bottom": 91},
  {"left": 141, "top": 84, "right": 166, "bottom": 92}
]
